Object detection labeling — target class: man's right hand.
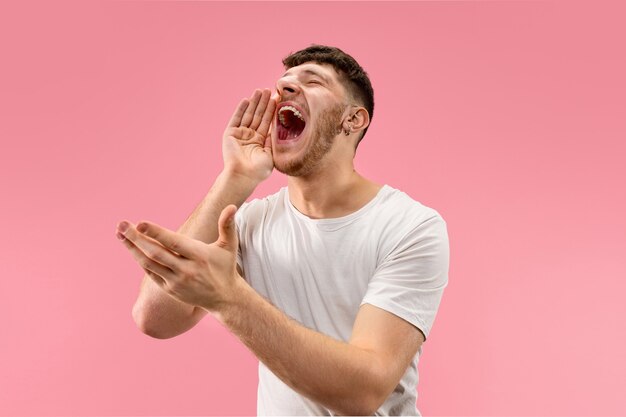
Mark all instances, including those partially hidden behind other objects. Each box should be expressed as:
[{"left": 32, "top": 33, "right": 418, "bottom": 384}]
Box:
[
  {"left": 222, "top": 88, "right": 277, "bottom": 184},
  {"left": 130, "top": 89, "right": 277, "bottom": 339}
]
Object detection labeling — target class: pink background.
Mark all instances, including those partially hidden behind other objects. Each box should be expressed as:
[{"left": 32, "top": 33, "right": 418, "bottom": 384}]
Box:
[{"left": 1, "top": 1, "right": 625, "bottom": 415}]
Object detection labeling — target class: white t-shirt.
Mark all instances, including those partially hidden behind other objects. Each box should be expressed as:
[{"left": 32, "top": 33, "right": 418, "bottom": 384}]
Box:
[{"left": 235, "top": 184, "right": 449, "bottom": 416}]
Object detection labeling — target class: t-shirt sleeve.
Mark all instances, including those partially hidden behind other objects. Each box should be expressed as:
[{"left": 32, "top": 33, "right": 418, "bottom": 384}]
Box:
[
  {"left": 360, "top": 214, "right": 450, "bottom": 341},
  {"left": 234, "top": 201, "right": 250, "bottom": 277}
]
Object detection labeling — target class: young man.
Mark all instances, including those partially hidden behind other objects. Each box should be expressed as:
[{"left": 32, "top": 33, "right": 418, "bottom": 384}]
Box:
[{"left": 117, "top": 45, "right": 449, "bottom": 415}]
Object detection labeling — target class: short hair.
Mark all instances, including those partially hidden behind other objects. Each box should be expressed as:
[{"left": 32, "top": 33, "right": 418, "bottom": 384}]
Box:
[{"left": 282, "top": 45, "right": 375, "bottom": 148}]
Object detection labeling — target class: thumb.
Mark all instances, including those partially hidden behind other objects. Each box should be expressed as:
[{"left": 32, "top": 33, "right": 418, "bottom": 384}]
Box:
[
  {"left": 216, "top": 204, "right": 238, "bottom": 251},
  {"left": 264, "top": 132, "right": 272, "bottom": 152}
]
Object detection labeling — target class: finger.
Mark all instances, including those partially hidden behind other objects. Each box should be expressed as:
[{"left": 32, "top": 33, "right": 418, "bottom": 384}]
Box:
[
  {"left": 257, "top": 94, "right": 277, "bottom": 139},
  {"left": 240, "top": 89, "right": 262, "bottom": 127},
  {"left": 215, "top": 205, "right": 238, "bottom": 251},
  {"left": 249, "top": 89, "right": 271, "bottom": 131},
  {"left": 227, "top": 98, "right": 250, "bottom": 128},
  {"left": 118, "top": 221, "right": 187, "bottom": 270},
  {"left": 133, "top": 221, "right": 200, "bottom": 260},
  {"left": 117, "top": 229, "right": 174, "bottom": 286}
]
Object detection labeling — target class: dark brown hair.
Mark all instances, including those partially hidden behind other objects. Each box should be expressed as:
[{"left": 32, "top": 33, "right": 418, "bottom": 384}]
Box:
[{"left": 282, "top": 45, "right": 374, "bottom": 148}]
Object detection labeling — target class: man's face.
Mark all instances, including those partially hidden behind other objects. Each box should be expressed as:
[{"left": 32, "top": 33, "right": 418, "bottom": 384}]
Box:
[{"left": 271, "top": 62, "right": 351, "bottom": 177}]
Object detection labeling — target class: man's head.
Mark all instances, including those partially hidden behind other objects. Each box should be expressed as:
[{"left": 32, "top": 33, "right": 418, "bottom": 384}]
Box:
[{"left": 271, "top": 45, "right": 375, "bottom": 177}]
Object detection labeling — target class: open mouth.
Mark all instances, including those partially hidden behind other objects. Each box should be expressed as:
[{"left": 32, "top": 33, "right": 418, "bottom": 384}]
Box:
[{"left": 276, "top": 104, "right": 307, "bottom": 141}]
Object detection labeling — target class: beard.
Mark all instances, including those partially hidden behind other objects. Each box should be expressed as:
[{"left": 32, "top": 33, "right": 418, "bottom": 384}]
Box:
[{"left": 273, "top": 102, "right": 346, "bottom": 177}]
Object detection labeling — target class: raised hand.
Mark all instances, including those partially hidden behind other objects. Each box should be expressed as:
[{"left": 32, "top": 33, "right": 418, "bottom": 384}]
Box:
[{"left": 222, "top": 88, "right": 277, "bottom": 183}]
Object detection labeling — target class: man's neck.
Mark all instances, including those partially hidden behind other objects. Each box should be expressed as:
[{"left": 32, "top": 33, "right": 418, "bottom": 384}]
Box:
[{"left": 286, "top": 161, "right": 382, "bottom": 219}]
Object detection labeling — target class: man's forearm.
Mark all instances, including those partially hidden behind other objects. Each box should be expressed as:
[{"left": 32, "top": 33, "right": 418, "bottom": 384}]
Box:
[
  {"left": 214, "top": 279, "right": 386, "bottom": 415},
  {"left": 133, "top": 171, "right": 258, "bottom": 336},
  {"left": 175, "top": 170, "right": 257, "bottom": 241}
]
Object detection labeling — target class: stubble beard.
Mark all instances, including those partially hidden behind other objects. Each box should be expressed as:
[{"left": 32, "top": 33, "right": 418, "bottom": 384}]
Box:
[{"left": 273, "top": 102, "right": 346, "bottom": 177}]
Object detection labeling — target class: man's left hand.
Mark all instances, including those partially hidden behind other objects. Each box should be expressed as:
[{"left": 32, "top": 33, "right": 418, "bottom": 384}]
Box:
[{"left": 116, "top": 205, "right": 241, "bottom": 313}]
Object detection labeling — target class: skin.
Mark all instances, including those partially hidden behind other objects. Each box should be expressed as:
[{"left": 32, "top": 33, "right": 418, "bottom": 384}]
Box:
[
  {"left": 272, "top": 100, "right": 343, "bottom": 177},
  {"left": 117, "top": 62, "right": 425, "bottom": 415}
]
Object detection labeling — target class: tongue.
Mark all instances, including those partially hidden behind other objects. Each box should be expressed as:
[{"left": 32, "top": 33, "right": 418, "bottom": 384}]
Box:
[
  {"left": 287, "top": 119, "right": 305, "bottom": 139},
  {"left": 280, "top": 111, "right": 306, "bottom": 140}
]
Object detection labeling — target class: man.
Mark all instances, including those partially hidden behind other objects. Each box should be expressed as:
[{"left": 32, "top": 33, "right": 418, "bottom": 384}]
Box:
[{"left": 116, "top": 45, "right": 449, "bottom": 415}]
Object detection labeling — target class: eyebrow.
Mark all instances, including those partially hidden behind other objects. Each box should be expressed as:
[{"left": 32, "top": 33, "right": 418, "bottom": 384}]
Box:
[{"left": 281, "top": 69, "right": 331, "bottom": 83}]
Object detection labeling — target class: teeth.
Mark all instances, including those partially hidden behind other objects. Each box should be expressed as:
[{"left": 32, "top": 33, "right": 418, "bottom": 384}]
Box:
[{"left": 278, "top": 105, "right": 305, "bottom": 125}]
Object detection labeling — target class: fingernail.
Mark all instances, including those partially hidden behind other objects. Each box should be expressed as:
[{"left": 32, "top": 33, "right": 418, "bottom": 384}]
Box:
[
  {"left": 118, "top": 221, "right": 129, "bottom": 233},
  {"left": 137, "top": 223, "right": 147, "bottom": 233},
  {"left": 116, "top": 231, "right": 126, "bottom": 240}
]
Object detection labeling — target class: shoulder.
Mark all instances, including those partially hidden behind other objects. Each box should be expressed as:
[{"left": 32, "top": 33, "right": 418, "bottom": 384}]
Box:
[
  {"left": 235, "top": 187, "right": 286, "bottom": 227},
  {"left": 375, "top": 185, "right": 446, "bottom": 230},
  {"left": 369, "top": 185, "right": 448, "bottom": 257}
]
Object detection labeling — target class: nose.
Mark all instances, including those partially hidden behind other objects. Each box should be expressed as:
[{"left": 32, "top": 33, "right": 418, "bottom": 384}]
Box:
[{"left": 276, "top": 76, "right": 301, "bottom": 98}]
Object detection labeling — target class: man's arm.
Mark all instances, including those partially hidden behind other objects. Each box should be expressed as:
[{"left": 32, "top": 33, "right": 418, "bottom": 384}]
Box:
[
  {"left": 120, "top": 174, "right": 424, "bottom": 412},
  {"left": 215, "top": 280, "right": 424, "bottom": 415},
  {"left": 130, "top": 89, "right": 276, "bottom": 339},
  {"left": 131, "top": 171, "right": 256, "bottom": 338}
]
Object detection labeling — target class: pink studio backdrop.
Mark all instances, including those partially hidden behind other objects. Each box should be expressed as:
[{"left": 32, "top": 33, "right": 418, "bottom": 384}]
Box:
[{"left": 1, "top": 1, "right": 624, "bottom": 415}]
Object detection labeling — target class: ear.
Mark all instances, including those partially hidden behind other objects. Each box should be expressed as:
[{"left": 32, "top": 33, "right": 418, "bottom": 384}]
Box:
[{"left": 342, "top": 106, "right": 370, "bottom": 136}]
